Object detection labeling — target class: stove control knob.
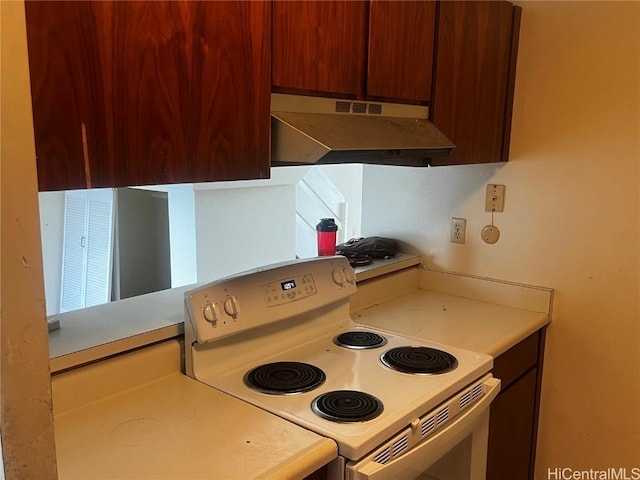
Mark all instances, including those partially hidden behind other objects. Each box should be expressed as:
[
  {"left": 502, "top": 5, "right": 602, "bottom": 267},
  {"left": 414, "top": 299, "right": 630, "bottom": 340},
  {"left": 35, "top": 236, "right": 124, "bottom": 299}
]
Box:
[
  {"left": 202, "top": 302, "right": 218, "bottom": 325},
  {"left": 224, "top": 296, "right": 240, "bottom": 319},
  {"left": 332, "top": 268, "right": 347, "bottom": 286},
  {"left": 344, "top": 267, "right": 356, "bottom": 285}
]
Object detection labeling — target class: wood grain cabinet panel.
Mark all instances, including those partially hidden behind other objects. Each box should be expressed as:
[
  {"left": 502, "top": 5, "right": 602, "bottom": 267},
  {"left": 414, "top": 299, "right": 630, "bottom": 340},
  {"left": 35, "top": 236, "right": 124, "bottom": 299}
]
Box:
[
  {"left": 23, "top": 1, "right": 106, "bottom": 191},
  {"left": 492, "top": 330, "right": 539, "bottom": 390},
  {"left": 272, "top": 0, "right": 435, "bottom": 104},
  {"left": 303, "top": 465, "right": 328, "bottom": 480},
  {"left": 488, "top": 368, "right": 538, "bottom": 480},
  {"left": 272, "top": 0, "right": 367, "bottom": 97},
  {"left": 367, "top": 0, "right": 436, "bottom": 103},
  {"left": 25, "top": 1, "right": 271, "bottom": 191},
  {"left": 431, "top": 1, "right": 521, "bottom": 165},
  {"left": 488, "top": 330, "right": 546, "bottom": 480}
]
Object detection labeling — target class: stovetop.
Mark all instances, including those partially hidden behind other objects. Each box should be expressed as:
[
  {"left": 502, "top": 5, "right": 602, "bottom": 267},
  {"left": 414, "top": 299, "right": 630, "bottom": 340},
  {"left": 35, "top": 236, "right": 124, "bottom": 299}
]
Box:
[
  {"left": 190, "top": 321, "right": 490, "bottom": 459},
  {"left": 184, "top": 257, "right": 492, "bottom": 460}
]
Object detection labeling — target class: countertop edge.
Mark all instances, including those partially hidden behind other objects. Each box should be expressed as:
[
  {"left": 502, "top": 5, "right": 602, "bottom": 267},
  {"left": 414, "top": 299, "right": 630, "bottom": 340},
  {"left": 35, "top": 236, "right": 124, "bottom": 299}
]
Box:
[
  {"left": 50, "top": 324, "right": 183, "bottom": 373},
  {"left": 353, "top": 253, "right": 422, "bottom": 282},
  {"left": 260, "top": 442, "right": 337, "bottom": 480},
  {"left": 483, "top": 315, "right": 550, "bottom": 358}
]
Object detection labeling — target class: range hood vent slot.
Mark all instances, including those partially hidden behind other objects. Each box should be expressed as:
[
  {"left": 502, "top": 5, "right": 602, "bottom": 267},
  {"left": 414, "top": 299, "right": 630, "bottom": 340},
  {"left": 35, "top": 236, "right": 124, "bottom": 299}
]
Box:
[
  {"left": 333, "top": 100, "right": 384, "bottom": 115},
  {"left": 352, "top": 102, "right": 367, "bottom": 114},
  {"left": 368, "top": 103, "right": 382, "bottom": 115}
]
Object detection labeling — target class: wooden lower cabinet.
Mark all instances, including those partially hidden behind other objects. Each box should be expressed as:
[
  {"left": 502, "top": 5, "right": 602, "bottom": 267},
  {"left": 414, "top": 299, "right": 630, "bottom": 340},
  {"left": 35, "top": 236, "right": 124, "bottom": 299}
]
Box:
[
  {"left": 488, "top": 368, "right": 538, "bottom": 480},
  {"left": 487, "top": 330, "right": 546, "bottom": 480},
  {"left": 303, "top": 465, "right": 328, "bottom": 480}
]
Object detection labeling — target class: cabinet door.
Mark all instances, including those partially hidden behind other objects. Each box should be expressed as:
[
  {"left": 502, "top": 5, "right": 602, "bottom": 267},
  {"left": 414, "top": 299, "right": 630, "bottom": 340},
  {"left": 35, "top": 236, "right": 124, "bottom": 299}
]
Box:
[
  {"left": 367, "top": 0, "right": 436, "bottom": 103},
  {"left": 97, "top": 1, "right": 271, "bottom": 187},
  {"left": 487, "top": 368, "right": 537, "bottom": 480},
  {"left": 89, "top": 1, "right": 192, "bottom": 188},
  {"left": 272, "top": 0, "right": 367, "bottom": 97},
  {"left": 25, "top": 1, "right": 271, "bottom": 190},
  {"left": 192, "top": 1, "right": 271, "bottom": 183},
  {"left": 431, "top": 1, "right": 520, "bottom": 165},
  {"left": 24, "top": 1, "right": 108, "bottom": 191}
]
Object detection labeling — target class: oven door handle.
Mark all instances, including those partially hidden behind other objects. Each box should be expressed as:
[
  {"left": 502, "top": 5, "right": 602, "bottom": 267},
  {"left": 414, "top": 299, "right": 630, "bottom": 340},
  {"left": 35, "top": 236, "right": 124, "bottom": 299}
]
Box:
[{"left": 347, "top": 376, "right": 500, "bottom": 480}]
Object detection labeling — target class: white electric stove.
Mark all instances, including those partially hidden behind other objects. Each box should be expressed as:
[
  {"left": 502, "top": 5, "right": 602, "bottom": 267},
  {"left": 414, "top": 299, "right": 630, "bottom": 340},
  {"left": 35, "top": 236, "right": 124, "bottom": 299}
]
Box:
[{"left": 184, "top": 257, "right": 499, "bottom": 480}]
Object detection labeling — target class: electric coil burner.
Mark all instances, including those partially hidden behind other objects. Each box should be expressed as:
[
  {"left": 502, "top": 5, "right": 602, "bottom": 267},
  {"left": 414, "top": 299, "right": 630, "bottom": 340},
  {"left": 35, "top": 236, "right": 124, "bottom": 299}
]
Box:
[
  {"left": 311, "top": 390, "right": 384, "bottom": 423},
  {"left": 184, "top": 256, "right": 498, "bottom": 474},
  {"left": 333, "top": 331, "right": 387, "bottom": 349},
  {"left": 381, "top": 346, "right": 458, "bottom": 374},
  {"left": 244, "top": 362, "right": 325, "bottom": 394}
]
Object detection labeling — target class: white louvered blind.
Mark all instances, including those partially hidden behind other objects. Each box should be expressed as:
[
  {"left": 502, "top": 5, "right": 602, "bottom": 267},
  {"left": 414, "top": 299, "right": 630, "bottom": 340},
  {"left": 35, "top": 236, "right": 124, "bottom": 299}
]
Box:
[
  {"left": 60, "top": 190, "right": 114, "bottom": 313},
  {"left": 84, "top": 191, "right": 114, "bottom": 307},
  {"left": 60, "top": 193, "right": 87, "bottom": 312}
]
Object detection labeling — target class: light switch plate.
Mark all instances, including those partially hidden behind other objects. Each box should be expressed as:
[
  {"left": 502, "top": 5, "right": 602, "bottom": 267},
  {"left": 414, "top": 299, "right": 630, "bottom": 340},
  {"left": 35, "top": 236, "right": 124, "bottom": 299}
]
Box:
[{"left": 485, "top": 184, "right": 505, "bottom": 212}]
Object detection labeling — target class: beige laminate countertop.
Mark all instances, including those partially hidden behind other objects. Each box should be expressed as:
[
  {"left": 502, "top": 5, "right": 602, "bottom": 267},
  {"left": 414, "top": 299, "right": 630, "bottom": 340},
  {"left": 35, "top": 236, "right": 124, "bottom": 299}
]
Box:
[
  {"left": 353, "top": 289, "right": 549, "bottom": 357},
  {"left": 351, "top": 266, "right": 553, "bottom": 358},
  {"left": 52, "top": 341, "right": 336, "bottom": 480}
]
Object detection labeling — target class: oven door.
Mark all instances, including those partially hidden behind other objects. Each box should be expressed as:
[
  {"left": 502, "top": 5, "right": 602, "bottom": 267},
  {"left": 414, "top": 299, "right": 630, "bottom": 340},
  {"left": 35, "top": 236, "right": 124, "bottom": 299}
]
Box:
[{"left": 346, "top": 376, "right": 500, "bottom": 480}]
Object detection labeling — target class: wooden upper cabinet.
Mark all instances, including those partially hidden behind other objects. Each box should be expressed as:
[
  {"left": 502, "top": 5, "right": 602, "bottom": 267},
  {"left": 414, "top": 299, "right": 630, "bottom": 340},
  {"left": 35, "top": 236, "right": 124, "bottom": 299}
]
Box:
[
  {"left": 367, "top": 1, "right": 436, "bottom": 103},
  {"left": 272, "top": 1, "right": 367, "bottom": 97},
  {"left": 25, "top": 1, "right": 271, "bottom": 191},
  {"left": 23, "top": 2, "right": 105, "bottom": 191},
  {"left": 431, "top": 1, "right": 521, "bottom": 165},
  {"left": 272, "top": 0, "right": 435, "bottom": 103}
]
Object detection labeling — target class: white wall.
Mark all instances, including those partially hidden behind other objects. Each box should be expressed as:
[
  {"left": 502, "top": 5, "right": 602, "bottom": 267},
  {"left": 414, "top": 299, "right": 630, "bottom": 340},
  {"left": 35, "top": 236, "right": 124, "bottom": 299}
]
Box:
[
  {"left": 166, "top": 186, "right": 197, "bottom": 287},
  {"left": 194, "top": 185, "right": 297, "bottom": 281},
  {"left": 116, "top": 189, "right": 171, "bottom": 299},
  {"left": 192, "top": 164, "right": 363, "bottom": 281},
  {"left": 362, "top": 1, "right": 639, "bottom": 475},
  {"left": 138, "top": 184, "right": 199, "bottom": 288},
  {"left": 38, "top": 191, "right": 65, "bottom": 315}
]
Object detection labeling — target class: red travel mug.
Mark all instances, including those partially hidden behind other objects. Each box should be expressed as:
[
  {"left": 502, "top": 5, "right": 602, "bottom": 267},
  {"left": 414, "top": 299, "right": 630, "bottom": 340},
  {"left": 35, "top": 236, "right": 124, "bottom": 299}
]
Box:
[{"left": 316, "top": 218, "right": 338, "bottom": 256}]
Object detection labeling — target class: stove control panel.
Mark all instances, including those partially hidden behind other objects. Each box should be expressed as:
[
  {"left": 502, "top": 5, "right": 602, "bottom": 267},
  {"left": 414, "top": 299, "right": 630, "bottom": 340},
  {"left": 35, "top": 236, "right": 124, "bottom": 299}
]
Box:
[
  {"left": 263, "top": 273, "right": 317, "bottom": 307},
  {"left": 185, "top": 256, "right": 356, "bottom": 344}
]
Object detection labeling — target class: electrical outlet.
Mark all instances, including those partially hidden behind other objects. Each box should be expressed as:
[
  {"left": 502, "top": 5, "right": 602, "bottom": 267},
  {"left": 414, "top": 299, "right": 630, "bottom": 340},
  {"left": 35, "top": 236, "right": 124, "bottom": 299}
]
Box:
[{"left": 450, "top": 218, "right": 466, "bottom": 244}]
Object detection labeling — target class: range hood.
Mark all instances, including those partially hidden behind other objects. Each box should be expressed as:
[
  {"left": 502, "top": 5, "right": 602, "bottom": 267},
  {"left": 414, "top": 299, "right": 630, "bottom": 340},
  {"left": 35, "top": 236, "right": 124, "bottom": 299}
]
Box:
[{"left": 271, "top": 93, "right": 454, "bottom": 167}]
